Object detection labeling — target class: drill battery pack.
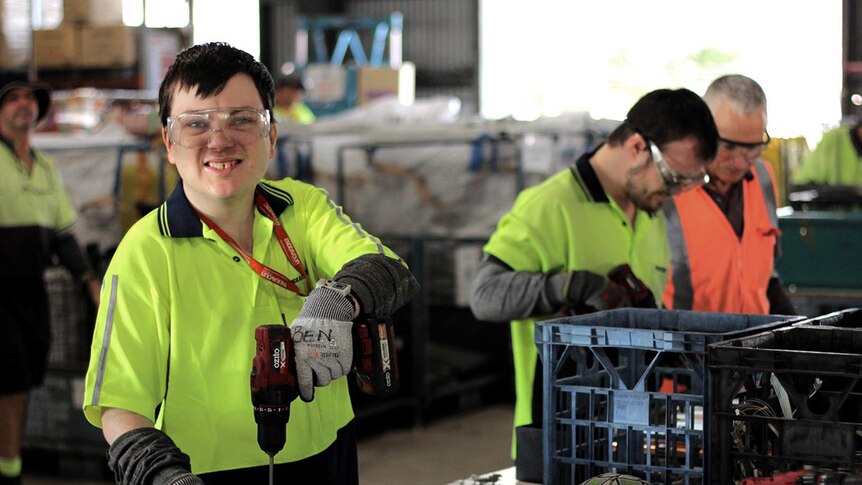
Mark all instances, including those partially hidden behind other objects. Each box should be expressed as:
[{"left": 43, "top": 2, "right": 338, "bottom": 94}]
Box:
[{"left": 352, "top": 316, "right": 399, "bottom": 397}]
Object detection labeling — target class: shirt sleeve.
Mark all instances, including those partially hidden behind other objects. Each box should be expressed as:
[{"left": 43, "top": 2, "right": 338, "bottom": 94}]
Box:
[
  {"left": 83, "top": 230, "right": 171, "bottom": 428},
  {"left": 297, "top": 183, "right": 404, "bottom": 280}
]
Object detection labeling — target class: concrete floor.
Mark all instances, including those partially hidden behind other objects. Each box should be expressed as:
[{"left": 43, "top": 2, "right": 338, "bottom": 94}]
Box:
[{"left": 20, "top": 403, "right": 516, "bottom": 485}]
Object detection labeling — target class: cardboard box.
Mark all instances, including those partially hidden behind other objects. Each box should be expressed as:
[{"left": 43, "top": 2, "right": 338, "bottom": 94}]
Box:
[
  {"left": 303, "top": 64, "right": 358, "bottom": 116},
  {"left": 356, "top": 62, "right": 415, "bottom": 106},
  {"left": 33, "top": 27, "right": 80, "bottom": 69},
  {"left": 80, "top": 25, "right": 137, "bottom": 68},
  {"left": 64, "top": 0, "right": 124, "bottom": 25}
]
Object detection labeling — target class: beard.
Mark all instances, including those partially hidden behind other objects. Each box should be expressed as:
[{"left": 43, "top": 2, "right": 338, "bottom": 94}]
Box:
[{"left": 623, "top": 161, "right": 668, "bottom": 216}]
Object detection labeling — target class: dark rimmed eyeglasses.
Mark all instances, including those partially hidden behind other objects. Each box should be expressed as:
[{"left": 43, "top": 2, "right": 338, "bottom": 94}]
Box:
[
  {"left": 647, "top": 140, "right": 708, "bottom": 194},
  {"left": 718, "top": 131, "right": 771, "bottom": 160}
]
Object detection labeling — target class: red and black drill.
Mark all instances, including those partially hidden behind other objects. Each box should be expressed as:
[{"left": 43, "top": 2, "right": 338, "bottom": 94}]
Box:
[
  {"left": 250, "top": 325, "right": 299, "bottom": 485},
  {"left": 250, "top": 317, "right": 400, "bottom": 481}
]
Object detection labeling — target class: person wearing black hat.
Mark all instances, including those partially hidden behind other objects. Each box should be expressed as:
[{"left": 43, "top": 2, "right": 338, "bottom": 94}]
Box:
[
  {"left": 273, "top": 73, "right": 316, "bottom": 125},
  {"left": 0, "top": 71, "right": 100, "bottom": 485}
]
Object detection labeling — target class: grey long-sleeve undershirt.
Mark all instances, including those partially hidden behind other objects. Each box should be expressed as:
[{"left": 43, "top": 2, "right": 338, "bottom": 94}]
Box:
[
  {"left": 469, "top": 255, "right": 570, "bottom": 323},
  {"left": 334, "top": 253, "right": 419, "bottom": 316}
]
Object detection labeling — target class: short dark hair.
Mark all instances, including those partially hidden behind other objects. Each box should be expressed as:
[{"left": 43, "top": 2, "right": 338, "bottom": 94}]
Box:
[
  {"left": 607, "top": 88, "right": 719, "bottom": 162},
  {"left": 275, "top": 74, "right": 305, "bottom": 92},
  {"left": 158, "top": 42, "right": 275, "bottom": 127}
]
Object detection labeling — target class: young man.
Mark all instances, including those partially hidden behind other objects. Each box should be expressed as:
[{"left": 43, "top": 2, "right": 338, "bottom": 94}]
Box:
[
  {"left": 82, "top": 43, "right": 418, "bottom": 484},
  {"left": 663, "top": 74, "right": 795, "bottom": 315},
  {"left": 0, "top": 71, "right": 100, "bottom": 485},
  {"left": 469, "top": 88, "right": 718, "bottom": 476}
]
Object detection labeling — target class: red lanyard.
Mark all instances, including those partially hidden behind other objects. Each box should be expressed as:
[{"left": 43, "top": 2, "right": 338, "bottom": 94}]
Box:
[{"left": 195, "top": 190, "right": 311, "bottom": 297}]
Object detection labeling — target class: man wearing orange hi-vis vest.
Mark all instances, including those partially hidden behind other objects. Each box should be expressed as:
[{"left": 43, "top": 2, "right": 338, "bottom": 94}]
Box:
[{"left": 662, "top": 74, "right": 796, "bottom": 315}]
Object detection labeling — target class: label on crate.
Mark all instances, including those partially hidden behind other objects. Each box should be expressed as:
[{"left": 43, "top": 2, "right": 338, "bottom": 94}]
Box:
[{"left": 612, "top": 390, "right": 650, "bottom": 426}]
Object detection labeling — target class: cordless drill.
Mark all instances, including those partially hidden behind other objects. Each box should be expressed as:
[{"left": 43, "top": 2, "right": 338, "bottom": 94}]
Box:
[
  {"left": 607, "top": 263, "right": 657, "bottom": 308},
  {"left": 250, "top": 316, "right": 399, "bottom": 445},
  {"left": 250, "top": 316, "right": 399, "bottom": 466},
  {"left": 250, "top": 324, "right": 299, "bottom": 484}
]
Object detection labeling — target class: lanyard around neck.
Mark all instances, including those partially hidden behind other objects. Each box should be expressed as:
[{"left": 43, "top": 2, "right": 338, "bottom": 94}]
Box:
[{"left": 195, "top": 189, "right": 311, "bottom": 297}]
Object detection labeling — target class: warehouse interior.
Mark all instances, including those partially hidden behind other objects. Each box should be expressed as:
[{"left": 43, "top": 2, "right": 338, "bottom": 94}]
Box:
[{"left": 2, "top": 0, "right": 862, "bottom": 484}]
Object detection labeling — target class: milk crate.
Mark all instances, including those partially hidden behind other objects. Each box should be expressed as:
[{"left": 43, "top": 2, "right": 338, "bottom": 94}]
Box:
[
  {"left": 44, "top": 266, "right": 89, "bottom": 369},
  {"left": 535, "top": 308, "right": 804, "bottom": 485},
  {"left": 707, "top": 325, "right": 862, "bottom": 484},
  {"left": 796, "top": 308, "right": 862, "bottom": 328}
]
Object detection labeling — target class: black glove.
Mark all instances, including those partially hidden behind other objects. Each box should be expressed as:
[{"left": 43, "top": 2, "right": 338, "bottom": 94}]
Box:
[
  {"left": 567, "top": 271, "right": 631, "bottom": 313},
  {"left": 107, "top": 427, "right": 203, "bottom": 485}
]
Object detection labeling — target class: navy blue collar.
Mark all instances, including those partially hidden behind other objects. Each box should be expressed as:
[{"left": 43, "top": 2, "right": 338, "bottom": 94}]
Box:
[
  {"left": 570, "top": 145, "right": 610, "bottom": 203},
  {"left": 157, "top": 180, "right": 294, "bottom": 238}
]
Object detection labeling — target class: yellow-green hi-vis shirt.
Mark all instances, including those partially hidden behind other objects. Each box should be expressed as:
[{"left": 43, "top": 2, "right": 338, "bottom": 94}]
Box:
[
  {"left": 83, "top": 177, "right": 404, "bottom": 474},
  {"left": 483, "top": 152, "right": 670, "bottom": 455}
]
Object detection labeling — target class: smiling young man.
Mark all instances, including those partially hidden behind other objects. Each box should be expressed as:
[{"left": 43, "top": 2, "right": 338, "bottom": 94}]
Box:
[
  {"left": 469, "top": 88, "right": 718, "bottom": 480},
  {"left": 82, "top": 43, "right": 418, "bottom": 485},
  {"left": 662, "top": 74, "right": 796, "bottom": 315}
]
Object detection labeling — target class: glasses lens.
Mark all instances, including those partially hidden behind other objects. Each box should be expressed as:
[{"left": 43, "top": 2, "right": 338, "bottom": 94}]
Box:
[
  {"left": 719, "top": 132, "right": 769, "bottom": 160},
  {"left": 170, "top": 109, "right": 268, "bottom": 148},
  {"left": 649, "top": 141, "right": 705, "bottom": 193}
]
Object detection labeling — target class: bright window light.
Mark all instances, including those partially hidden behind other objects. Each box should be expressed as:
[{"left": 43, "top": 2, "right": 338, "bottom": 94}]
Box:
[
  {"left": 192, "top": 0, "right": 260, "bottom": 59},
  {"left": 480, "top": 1, "right": 842, "bottom": 143}
]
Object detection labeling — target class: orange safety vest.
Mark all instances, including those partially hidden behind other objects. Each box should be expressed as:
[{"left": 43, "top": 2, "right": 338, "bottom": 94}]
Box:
[{"left": 663, "top": 161, "right": 780, "bottom": 313}]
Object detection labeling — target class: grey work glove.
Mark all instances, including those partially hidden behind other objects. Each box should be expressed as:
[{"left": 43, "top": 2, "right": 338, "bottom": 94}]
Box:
[
  {"left": 292, "top": 280, "right": 355, "bottom": 402},
  {"left": 568, "top": 270, "right": 631, "bottom": 313},
  {"left": 107, "top": 427, "right": 203, "bottom": 485}
]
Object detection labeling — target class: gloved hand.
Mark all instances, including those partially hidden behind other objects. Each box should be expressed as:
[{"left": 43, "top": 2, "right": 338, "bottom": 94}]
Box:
[
  {"left": 107, "top": 427, "right": 203, "bottom": 485},
  {"left": 608, "top": 263, "right": 657, "bottom": 308},
  {"left": 567, "top": 270, "right": 631, "bottom": 313},
  {"left": 292, "top": 280, "right": 355, "bottom": 402}
]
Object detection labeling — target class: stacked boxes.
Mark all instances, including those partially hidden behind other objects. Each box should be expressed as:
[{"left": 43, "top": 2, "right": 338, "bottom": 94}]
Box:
[
  {"left": 707, "top": 309, "right": 862, "bottom": 483},
  {"left": 33, "top": 27, "right": 79, "bottom": 68},
  {"left": 33, "top": 0, "right": 135, "bottom": 69},
  {"left": 534, "top": 308, "right": 803, "bottom": 484}
]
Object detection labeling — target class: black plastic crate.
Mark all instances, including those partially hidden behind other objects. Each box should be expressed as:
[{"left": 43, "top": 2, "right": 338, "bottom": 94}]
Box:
[
  {"left": 44, "top": 266, "right": 89, "bottom": 369},
  {"left": 795, "top": 308, "right": 862, "bottom": 328},
  {"left": 707, "top": 325, "right": 862, "bottom": 484},
  {"left": 535, "top": 308, "right": 804, "bottom": 485}
]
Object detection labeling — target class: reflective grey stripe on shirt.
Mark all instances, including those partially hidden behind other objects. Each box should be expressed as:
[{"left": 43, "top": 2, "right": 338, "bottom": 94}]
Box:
[
  {"left": 662, "top": 197, "right": 694, "bottom": 310},
  {"left": 90, "top": 274, "right": 118, "bottom": 406},
  {"left": 753, "top": 159, "right": 782, "bottom": 269},
  {"left": 754, "top": 160, "right": 777, "bottom": 228},
  {"left": 325, "top": 192, "right": 385, "bottom": 254}
]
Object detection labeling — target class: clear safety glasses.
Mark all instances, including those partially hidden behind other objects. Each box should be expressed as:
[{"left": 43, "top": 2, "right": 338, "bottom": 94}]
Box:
[
  {"left": 166, "top": 107, "right": 271, "bottom": 149},
  {"left": 648, "top": 140, "right": 708, "bottom": 194}
]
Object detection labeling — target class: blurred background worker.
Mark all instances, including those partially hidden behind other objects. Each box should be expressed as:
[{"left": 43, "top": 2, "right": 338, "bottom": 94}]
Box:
[
  {"left": 0, "top": 71, "right": 100, "bottom": 485},
  {"left": 469, "top": 88, "right": 718, "bottom": 481},
  {"left": 791, "top": 120, "right": 862, "bottom": 187},
  {"left": 273, "top": 73, "right": 316, "bottom": 126},
  {"left": 663, "top": 74, "right": 796, "bottom": 315}
]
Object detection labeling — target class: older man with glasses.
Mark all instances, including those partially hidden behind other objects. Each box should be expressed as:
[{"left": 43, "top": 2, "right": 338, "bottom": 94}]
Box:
[
  {"left": 662, "top": 74, "right": 796, "bottom": 316},
  {"left": 469, "top": 87, "right": 718, "bottom": 482}
]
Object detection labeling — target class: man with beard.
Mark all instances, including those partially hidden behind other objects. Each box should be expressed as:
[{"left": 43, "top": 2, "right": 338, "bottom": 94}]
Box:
[
  {"left": 662, "top": 75, "right": 796, "bottom": 315},
  {"left": 0, "top": 71, "right": 100, "bottom": 485},
  {"left": 469, "top": 88, "right": 718, "bottom": 481}
]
